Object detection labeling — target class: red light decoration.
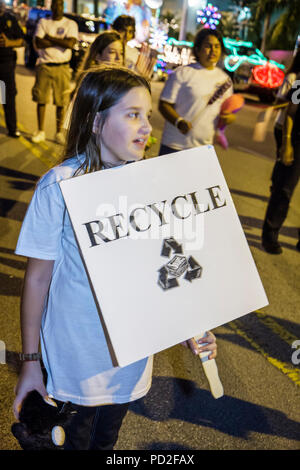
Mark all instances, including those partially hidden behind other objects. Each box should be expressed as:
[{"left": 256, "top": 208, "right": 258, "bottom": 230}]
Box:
[{"left": 252, "top": 63, "right": 285, "bottom": 89}]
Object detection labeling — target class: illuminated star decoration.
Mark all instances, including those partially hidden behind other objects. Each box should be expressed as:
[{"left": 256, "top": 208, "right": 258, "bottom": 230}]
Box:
[
  {"left": 149, "top": 25, "right": 168, "bottom": 51},
  {"left": 196, "top": 3, "right": 221, "bottom": 30}
]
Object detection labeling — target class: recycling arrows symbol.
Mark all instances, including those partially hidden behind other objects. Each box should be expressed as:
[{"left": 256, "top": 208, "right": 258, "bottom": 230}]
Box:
[{"left": 158, "top": 237, "right": 202, "bottom": 290}]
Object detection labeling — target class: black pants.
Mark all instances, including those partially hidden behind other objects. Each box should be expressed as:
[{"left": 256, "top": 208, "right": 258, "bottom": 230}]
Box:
[
  {"left": 262, "top": 127, "right": 300, "bottom": 241},
  {"left": 0, "top": 59, "right": 17, "bottom": 134},
  {"left": 63, "top": 401, "right": 130, "bottom": 450}
]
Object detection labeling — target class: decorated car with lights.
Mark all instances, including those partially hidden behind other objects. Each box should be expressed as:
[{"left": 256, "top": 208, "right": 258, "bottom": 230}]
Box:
[{"left": 223, "top": 38, "right": 285, "bottom": 102}]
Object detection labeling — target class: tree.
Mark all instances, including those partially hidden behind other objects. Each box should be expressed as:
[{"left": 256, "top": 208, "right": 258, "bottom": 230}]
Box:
[
  {"left": 255, "top": 0, "right": 289, "bottom": 53},
  {"left": 218, "top": 11, "right": 240, "bottom": 39},
  {"left": 267, "top": 0, "right": 300, "bottom": 50},
  {"left": 159, "top": 11, "right": 181, "bottom": 40},
  {"left": 229, "top": 0, "right": 260, "bottom": 44}
]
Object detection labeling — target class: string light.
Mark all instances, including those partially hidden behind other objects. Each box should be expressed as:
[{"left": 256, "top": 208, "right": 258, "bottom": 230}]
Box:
[
  {"left": 149, "top": 16, "right": 169, "bottom": 52},
  {"left": 223, "top": 38, "right": 285, "bottom": 74},
  {"left": 167, "top": 37, "right": 194, "bottom": 48},
  {"left": 157, "top": 44, "right": 193, "bottom": 66},
  {"left": 149, "top": 28, "right": 168, "bottom": 50}
]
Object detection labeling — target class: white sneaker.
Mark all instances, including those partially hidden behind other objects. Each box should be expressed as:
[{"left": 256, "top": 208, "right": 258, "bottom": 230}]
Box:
[
  {"left": 55, "top": 131, "right": 65, "bottom": 145},
  {"left": 31, "top": 130, "right": 45, "bottom": 143}
]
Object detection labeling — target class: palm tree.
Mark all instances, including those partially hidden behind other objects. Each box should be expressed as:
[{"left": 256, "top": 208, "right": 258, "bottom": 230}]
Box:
[
  {"left": 268, "top": 0, "right": 300, "bottom": 50},
  {"left": 255, "top": 0, "right": 289, "bottom": 53},
  {"left": 160, "top": 11, "right": 181, "bottom": 40},
  {"left": 218, "top": 12, "right": 240, "bottom": 39}
]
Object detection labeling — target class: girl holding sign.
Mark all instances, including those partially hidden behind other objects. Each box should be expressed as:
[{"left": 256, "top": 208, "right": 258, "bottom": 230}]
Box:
[{"left": 13, "top": 66, "right": 217, "bottom": 450}]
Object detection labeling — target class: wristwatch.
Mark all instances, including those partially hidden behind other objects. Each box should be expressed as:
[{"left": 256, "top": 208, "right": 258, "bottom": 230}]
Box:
[
  {"left": 175, "top": 117, "right": 185, "bottom": 128},
  {"left": 19, "top": 352, "right": 42, "bottom": 362}
]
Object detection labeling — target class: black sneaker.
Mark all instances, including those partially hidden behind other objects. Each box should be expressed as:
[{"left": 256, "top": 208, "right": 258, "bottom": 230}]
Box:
[
  {"left": 262, "top": 239, "right": 282, "bottom": 254},
  {"left": 8, "top": 130, "right": 21, "bottom": 138}
]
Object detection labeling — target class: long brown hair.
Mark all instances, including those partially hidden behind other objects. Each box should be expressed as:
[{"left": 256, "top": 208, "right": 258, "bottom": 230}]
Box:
[
  {"left": 75, "top": 31, "right": 122, "bottom": 84},
  {"left": 63, "top": 65, "right": 151, "bottom": 174}
]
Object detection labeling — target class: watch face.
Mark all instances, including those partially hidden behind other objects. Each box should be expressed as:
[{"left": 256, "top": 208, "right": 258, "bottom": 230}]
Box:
[{"left": 165, "top": 255, "right": 189, "bottom": 278}]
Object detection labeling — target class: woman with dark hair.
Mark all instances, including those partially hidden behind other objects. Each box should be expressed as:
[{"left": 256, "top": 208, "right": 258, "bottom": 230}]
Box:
[
  {"left": 158, "top": 28, "right": 235, "bottom": 155},
  {"left": 64, "top": 30, "right": 123, "bottom": 127},
  {"left": 13, "top": 66, "right": 217, "bottom": 450}
]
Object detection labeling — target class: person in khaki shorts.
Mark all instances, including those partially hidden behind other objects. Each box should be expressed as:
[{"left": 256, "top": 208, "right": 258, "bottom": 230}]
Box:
[{"left": 31, "top": 0, "right": 78, "bottom": 144}]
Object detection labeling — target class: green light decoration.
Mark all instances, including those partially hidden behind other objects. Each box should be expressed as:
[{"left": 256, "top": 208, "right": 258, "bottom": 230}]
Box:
[
  {"left": 167, "top": 37, "right": 194, "bottom": 48},
  {"left": 224, "top": 38, "right": 253, "bottom": 48},
  {"left": 223, "top": 37, "right": 285, "bottom": 72},
  {"left": 165, "top": 37, "right": 285, "bottom": 85}
]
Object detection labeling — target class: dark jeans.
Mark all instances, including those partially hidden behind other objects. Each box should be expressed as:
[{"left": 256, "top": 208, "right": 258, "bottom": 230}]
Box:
[
  {"left": 159, "top": 144, "right": 180, "bottom": 156},
  {"left": 262, "top": 127, "right": 300, "bottom": 241},
  {"left": 63, "top": 401, "right": 130, "bottom": 450},
  {"left": 0, "top": 60, "right": 17, "bottom": 134}
]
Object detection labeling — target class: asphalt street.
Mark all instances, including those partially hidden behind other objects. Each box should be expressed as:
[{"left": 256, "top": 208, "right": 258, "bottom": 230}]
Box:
[{"left": 0, "top": 61, "right": 299, "bottom": 451}]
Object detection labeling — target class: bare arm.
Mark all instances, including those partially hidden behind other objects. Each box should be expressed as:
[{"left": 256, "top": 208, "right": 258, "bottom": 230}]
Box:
[
  {"left": 159, "top": 100, "right": 192, "bottom": 135},
  {"left": 13, "top": 258, "right": 54, "bottom": 418},
  {"left": 159, "top": 100, "right": 179, "bottom": 125},
  {"left": 0, "top": 34, "right": 23, "bottom": 48},
  {"left": 280, "top": 101, "right": 297, "bottom": 166},
  {"left": 34, "top": 36, "right": 53, "bottom": 49},
  {"left": 35, "top": 35, "right": 76, "bottom": 50}
]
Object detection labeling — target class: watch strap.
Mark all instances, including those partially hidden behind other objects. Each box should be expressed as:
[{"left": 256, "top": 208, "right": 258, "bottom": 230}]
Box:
[
  {"left": 175, "top": 117, "right": 184, "bottom": 128},
  {"left": 19, "top": 352, "right": 42, "bottom": 362}
]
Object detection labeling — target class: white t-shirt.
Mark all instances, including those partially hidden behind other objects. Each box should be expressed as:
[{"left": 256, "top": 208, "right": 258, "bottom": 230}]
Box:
[
  {"left": 125, "top": 43, "right": 139, "bottom": 70},
  {"left": 160, "top": 63, "right": 233, "bottom": 149},
  {"left": 35, "top": 17, "right": 78, "bottom": 65},
  {"left": 275, "top": 72, "right": 297, "bottom": 128},
  {"left": 15, "top": 156, "right": 153, "bottom": 406}
]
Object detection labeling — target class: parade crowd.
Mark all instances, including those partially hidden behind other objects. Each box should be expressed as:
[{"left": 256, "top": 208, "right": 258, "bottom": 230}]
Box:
[{"left": 0, "top": 0, "right": 299, "bottom": 451}]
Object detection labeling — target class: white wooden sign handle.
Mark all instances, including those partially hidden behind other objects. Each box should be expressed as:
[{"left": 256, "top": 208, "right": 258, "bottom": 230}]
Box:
[{"left": 194, "top": 332, "right": 224, "bottom": 399}]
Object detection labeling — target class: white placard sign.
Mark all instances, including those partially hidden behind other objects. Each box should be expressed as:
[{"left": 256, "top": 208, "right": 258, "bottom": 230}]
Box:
[{"left": 59, "top": 146, "right": 268, "bottom": 367}]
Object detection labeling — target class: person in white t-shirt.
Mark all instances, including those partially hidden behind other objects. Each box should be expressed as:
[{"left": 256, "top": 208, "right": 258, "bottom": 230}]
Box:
[
  {"left": 111, "top": 15, "right": 157, "bottom": 79},
  {"left": 159, "top": 28, "right": 236, "bottom": 155},
  {"left": 13, "top": 66, "right": 218, "bottom": 450},
  {"left": 31, "top": 0, "right": 78, "bottom": 145}
]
